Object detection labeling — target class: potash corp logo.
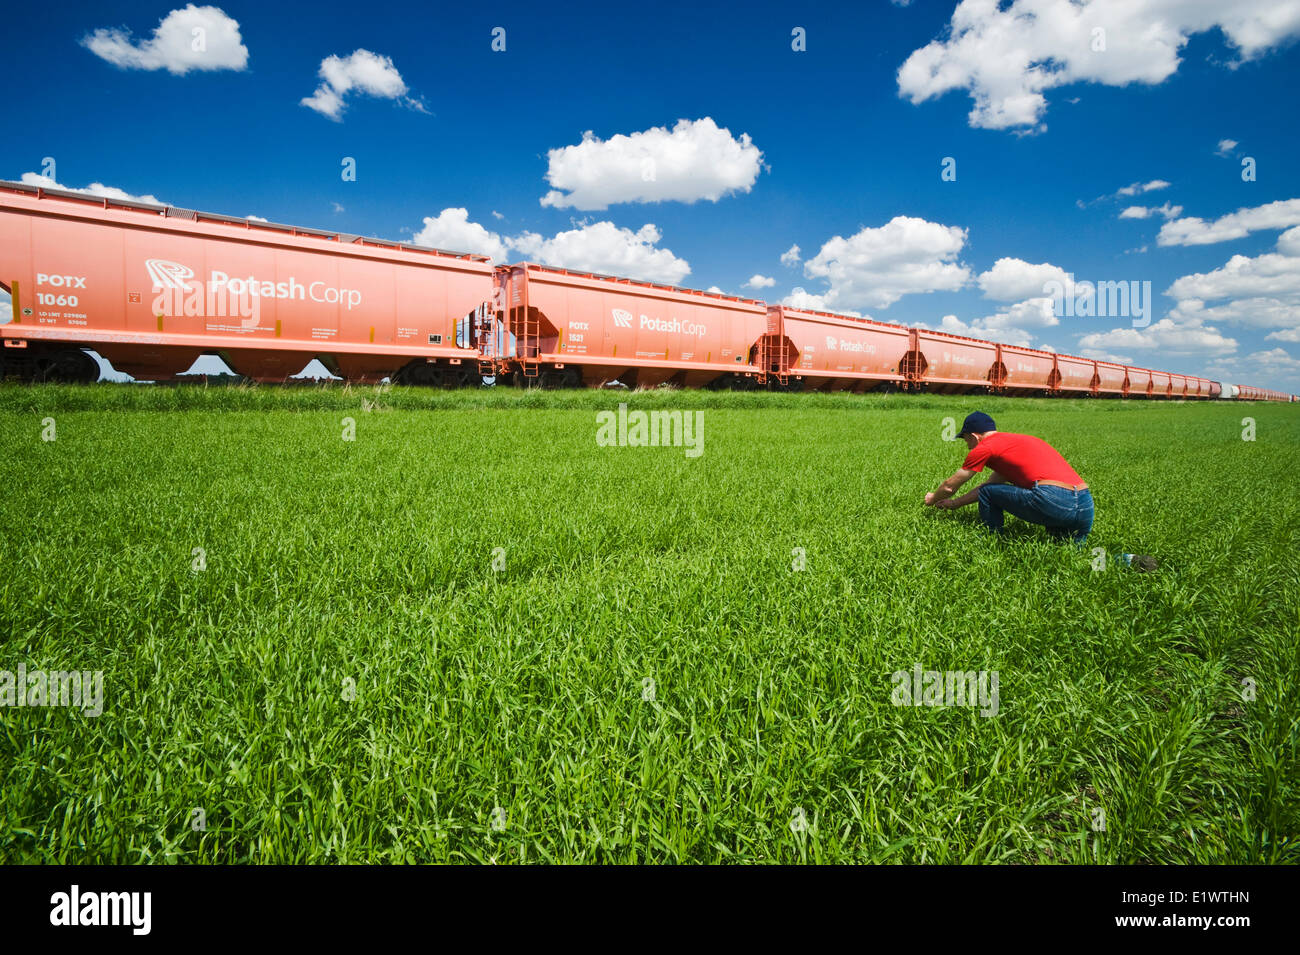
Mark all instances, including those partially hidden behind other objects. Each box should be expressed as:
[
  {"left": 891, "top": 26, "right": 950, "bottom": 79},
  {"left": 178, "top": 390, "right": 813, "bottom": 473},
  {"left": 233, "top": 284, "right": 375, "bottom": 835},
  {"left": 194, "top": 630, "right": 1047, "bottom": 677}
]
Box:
[
  {"left": 829, "top": 337, "right": 872, "bottom": 354},
  {"left": 147, "top": 259, "right": 363, "bottom": 329},
  {"left": 610, "top": 307, "right": 707, "bottom": 338},
  {"left": 145, "top": 258, "right": 195, "bottom": 291},
  {"left": 148, "top": 258, "right": 259, "bottom": 328}
]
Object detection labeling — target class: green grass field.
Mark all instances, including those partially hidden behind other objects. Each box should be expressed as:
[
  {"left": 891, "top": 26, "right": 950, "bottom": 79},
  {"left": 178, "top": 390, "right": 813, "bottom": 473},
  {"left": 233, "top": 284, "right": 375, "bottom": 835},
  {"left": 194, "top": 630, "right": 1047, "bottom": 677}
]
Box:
[{"left": 0, "top": 382, "right": 1296, "bottom": 863}]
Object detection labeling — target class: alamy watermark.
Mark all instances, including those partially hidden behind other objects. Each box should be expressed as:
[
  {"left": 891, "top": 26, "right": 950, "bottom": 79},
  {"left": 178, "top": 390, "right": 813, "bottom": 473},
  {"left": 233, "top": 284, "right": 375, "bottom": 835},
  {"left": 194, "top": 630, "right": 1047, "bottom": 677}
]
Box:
[
  {"left": 1, "top": 665, "right": 103, "bottom": 716},
  {"left": 49, "top": 885, "right": 150, "bottom": 935},
  {"left": 891, "top": 664, "right": 999, "bottom": 717},
  {"left": 1042, "top": 275, "right": 1152, "bottom": 328},
  {"left": 148, "top": 260, "right": 261, "bottom": 328},
  {"left": 596, "top": 403, "right": 703, "bottom": 458}
]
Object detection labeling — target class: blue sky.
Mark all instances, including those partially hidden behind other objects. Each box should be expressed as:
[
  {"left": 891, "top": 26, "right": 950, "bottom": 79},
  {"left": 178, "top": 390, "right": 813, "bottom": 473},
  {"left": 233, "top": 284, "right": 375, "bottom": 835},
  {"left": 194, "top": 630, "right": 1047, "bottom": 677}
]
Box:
[{"left": 4, "top": 0, "right": 1300, "bottom": 391}]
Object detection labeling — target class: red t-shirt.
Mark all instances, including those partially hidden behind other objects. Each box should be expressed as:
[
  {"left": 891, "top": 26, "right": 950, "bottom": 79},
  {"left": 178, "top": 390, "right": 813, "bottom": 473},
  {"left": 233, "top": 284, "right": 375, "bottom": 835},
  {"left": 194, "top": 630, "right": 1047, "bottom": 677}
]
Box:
[{"left": 961, "top": 432, "right": 1084, "bottom": 488}]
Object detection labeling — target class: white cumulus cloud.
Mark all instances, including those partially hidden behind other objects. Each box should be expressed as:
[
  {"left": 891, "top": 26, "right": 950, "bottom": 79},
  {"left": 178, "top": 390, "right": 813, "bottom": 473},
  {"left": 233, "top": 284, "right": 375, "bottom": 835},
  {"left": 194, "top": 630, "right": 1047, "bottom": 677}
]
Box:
[
  {"left": 1078, "top": 347, "right": 1134, "bottom": 364},
  {"left": 781, "top": 288, "right": 865, "bottom": 318},
  {"left": 1079, "top": 179, "right": 1170, "bottom": 209},
  {"left": 978, "top": 296, "right": 1060, "bottom": 332},
  {"left": 977, "top": 257, "right": 1071, "bottom": 301},
  {"left": 539, "top": 118, "right": 763, "bottom": 210},
  {"left": 801, "top": 216, "right": 970, "bottom": 311},
  {"left": 745, "top": 274, "right": 776, "bottom": 289},
  {"left": 783, "top": 289, "right": 829, "bottom": 311},
  {"left": 1072, "top": 230, "right": 1300, "bottom": 360},
  {"left": 914, "top": 314, "right": 1035, "bottom": 348},
  {"left": 406, "top": 210, "right": 690, "bottom": 284},
  {"left": 1119, "top": 202, "right": 1182, "bottom": 220},
  {"left": 1280, "top": 226, "right": 1300, "bottom": 257},
  {"left": 780, "top": 244, "right": 802, "bottom": 267},
  {"left": 898, "top": 0, "right": 1300, "bottom": 131},
  {"left": 1168, "top": 253, "right": 1300, "bottom": 304},
  {"left": 510, "top": 222, "right": 690, "bottom": 285},
  {"left": 1116, "top": 180, "right": 1170, "bottom": 197},
  {"left": 1171, "top": 296, "right": 1300, "bottom": 331},
  {"left": 914, "top": 294, "right": 1060, "bottom": 349},
  {"left": 301, "top": 50, "right": 420, "bottom": 120},
  {"left": 1158, "top": 198, "right": 1300, "bottom": 246},
  {"left": 410, "top": 208, "right": 511, "bottom": 262},
  {"left": 1162, "top": 227, "right": 1300, "bottom": 335},
  {"left": 1076, "top": 317, "right": 1237, "bottom": 356},
  {"left": 1216, "top": 138, "right": 1239, "bottom": 156},
  {"left": 82, "top": 4, "right": 249, "bottom": 74}
]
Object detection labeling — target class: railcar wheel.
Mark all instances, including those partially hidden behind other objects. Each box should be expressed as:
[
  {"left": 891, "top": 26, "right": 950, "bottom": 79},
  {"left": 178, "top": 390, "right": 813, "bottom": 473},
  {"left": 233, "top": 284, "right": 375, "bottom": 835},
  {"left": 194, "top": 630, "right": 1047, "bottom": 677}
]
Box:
[
  {"left": 450, "top": 367, "right": 481, "bottom": 388},
  {"left": 538, "top": 367, "right": 582, "bottom": 388},
  {"left": 396, "top": 361, "right": 444, "bottom": 387},
  {"left": 32, "top": 357, "right": 56, "bottom": 383},
  {"left": 27, "top": 348, "right": 98, "bottom": 383},
  {"left": 63, "top": 349, "right": 99, "bottom": 383}
]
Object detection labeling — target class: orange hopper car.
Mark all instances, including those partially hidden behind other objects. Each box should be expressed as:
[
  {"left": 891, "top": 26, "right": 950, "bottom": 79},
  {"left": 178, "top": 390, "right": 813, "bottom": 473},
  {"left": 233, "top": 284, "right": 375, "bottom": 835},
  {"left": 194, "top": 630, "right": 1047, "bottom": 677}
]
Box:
[{"left": 0, "top": 180, "right": 1290, "bottom": 401}]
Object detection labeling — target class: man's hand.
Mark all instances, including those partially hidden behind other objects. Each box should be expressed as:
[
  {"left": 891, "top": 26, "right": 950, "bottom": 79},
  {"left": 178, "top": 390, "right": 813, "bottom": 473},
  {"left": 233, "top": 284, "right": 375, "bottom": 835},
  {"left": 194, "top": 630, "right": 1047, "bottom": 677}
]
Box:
[
  {"left": 925, "top": 468, "right": 976, "bottom": 508},
  {"left": 935, "top": 498, "right": 960, "bottom": 510}
]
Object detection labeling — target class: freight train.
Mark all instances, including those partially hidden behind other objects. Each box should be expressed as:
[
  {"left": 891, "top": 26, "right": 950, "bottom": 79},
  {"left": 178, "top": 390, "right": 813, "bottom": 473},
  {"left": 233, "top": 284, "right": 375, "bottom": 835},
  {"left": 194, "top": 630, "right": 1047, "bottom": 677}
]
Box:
[{"left": 1, "top": 180, "right": 1294, "bottom": 402}]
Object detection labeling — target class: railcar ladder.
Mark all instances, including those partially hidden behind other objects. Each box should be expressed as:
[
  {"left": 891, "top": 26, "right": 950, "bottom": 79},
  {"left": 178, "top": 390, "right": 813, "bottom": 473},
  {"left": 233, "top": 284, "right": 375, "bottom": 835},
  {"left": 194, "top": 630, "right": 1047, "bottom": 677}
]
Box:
[
  {"left": 759, "top": 311, "right": 788, "bottom": 386},
  {"left": 518, "top": 303, "right": 539, "bottom": 380},
  {"left": 473, "top": 301, "right": 497, "bottom": 376},
  {"left": 759, "top": 333, "right": 788, "bottom": 386},
  {"left": 900, "top": 328, "right": 927, "bottom": 391}
]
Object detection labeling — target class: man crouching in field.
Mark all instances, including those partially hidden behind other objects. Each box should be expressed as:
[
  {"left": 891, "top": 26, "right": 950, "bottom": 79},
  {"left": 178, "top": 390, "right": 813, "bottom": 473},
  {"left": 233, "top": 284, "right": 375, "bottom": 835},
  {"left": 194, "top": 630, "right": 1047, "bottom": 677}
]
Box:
[{"left": 923, "top": 412, "right": 1094, "bottom": 544}]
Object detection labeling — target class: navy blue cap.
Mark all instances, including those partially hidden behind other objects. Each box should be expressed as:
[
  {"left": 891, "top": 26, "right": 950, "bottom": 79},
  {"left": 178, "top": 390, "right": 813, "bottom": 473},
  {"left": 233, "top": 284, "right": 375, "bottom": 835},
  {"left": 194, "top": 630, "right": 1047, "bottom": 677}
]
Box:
[{"left": 957, "top": 411, "right": 996, "bottom": 437}]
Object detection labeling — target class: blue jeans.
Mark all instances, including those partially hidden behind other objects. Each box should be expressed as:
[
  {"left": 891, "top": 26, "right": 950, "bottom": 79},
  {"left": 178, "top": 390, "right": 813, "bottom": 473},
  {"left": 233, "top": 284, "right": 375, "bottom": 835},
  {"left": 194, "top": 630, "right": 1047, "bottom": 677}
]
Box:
[{"left": 977, "top": 483, "right": 1094, "bottom": 544}]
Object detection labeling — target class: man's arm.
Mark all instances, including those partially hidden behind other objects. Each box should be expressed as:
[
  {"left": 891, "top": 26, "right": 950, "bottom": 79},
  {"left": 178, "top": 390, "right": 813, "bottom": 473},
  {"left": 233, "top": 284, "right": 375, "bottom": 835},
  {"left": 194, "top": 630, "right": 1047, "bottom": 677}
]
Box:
[
  {"left": 924, "top": 467, "right": 977, "bottom": 506},
  {"left": 935, "top": 470, "right": 1007, "bottom": 509}
]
